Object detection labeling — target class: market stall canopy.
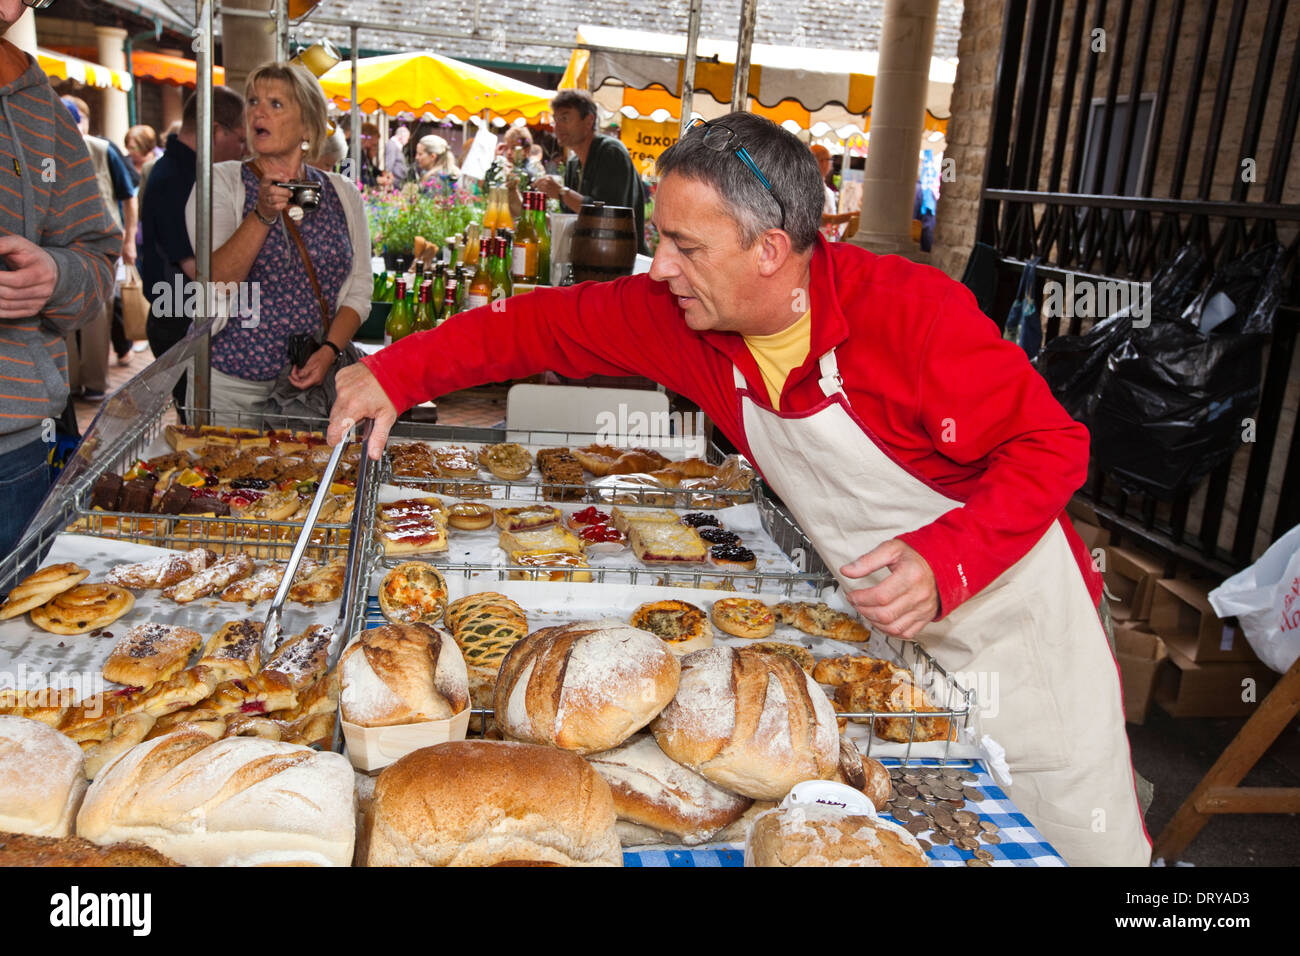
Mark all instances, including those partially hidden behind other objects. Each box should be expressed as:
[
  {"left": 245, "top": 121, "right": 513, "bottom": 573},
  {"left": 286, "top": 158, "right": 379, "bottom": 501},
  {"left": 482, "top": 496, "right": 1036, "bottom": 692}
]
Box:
[
  {"left": 37, "top": 48, "right": 133, "bottom": 93},
  {"left": 319, "top": 51, "right": 554, "bottom": 122},
  {"left": 131, "top": 50, "right": 225, "bottom": 88},
  {"left": 561, "top": 24, "right": 953, "bottom": 137}
]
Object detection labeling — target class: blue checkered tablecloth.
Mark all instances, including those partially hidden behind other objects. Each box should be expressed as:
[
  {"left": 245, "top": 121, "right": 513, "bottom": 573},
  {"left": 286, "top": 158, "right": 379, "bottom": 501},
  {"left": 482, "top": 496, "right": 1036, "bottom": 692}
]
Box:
[{"left": 623, "top": 758, "right": 1067, "bottom": 867}]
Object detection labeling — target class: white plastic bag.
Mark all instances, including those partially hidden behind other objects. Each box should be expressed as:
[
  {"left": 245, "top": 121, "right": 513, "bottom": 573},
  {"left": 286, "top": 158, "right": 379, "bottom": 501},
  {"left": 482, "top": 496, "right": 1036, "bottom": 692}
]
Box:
[{"left": 1208, "top": 523, "right": 1300, "bottom": 674}]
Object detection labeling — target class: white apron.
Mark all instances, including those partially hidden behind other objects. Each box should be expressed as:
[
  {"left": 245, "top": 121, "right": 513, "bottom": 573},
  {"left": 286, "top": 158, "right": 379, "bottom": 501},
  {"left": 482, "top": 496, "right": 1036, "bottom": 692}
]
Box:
[{"left": 733, "top": 351, "right": 1151, "bottom": 866}]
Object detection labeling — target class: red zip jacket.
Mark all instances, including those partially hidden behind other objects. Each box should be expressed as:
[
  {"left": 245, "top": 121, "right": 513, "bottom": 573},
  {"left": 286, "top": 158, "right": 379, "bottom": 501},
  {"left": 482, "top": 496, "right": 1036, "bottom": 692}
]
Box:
[{"left": 366, "top": 238, "right": 1103, "bottom": 616}]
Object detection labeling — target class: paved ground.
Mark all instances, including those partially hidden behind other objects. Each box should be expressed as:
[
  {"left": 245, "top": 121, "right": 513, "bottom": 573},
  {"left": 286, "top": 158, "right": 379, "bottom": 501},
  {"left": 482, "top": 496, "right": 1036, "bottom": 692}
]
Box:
[{"left": 81, "top": 351, "right": 1300, "bottom": 866}]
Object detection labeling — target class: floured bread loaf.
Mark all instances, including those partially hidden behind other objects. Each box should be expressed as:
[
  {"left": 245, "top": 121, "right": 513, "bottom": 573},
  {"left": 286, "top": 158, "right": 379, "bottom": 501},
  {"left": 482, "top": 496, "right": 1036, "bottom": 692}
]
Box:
[
  {"left": 651, "top": 646, "right": 840, "bottom": 800},
  {"left": 76, "top": 730, "right": 356, "bottom": 866},
  {"left": 367, "top": 740, "right": 622, "bottom": 867},
  {"left": 746, "top": 805, "right": 927, "bottom": 867},
  {"left": 340, "top": 623, "right": 469, "bottom": 727},
  {"left": 586, "top": 733, "right": 751, "bottom": 845},
  {"left": 494, "top": 620, "right": 680, "bottom": 754},
  {"left": 0, "top": 717, "right": 87, "bottom": 836}
]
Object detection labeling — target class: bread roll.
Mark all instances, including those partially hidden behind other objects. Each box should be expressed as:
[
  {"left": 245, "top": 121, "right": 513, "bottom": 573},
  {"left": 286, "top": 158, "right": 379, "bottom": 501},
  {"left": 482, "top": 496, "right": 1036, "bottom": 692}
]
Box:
[
  {"left": 339, "top": 623, "right": 469, "bottom": 727},
  {"left": 494, "top": 621, "right": 680, "bottom": 754},
  {"left": 747, "top": 805, "right": 927, "bottom": 867},
  {"left": 0, "top": 717, "right": 87, "bottom": 836},
  {"left": 586, "top": 734, "right": 752, "bottom": 845},
  {"left": 0, "top": 832, "right": 180, "bottom": 867},
  {"left": 76, "top": 730, "right": 356, "bottom": 866},
  {"left": 651, "top": 646, "right": 840, "bottom": 800},
  {"left": 367, "top": 740, "right": 622, "bottom": 867}
]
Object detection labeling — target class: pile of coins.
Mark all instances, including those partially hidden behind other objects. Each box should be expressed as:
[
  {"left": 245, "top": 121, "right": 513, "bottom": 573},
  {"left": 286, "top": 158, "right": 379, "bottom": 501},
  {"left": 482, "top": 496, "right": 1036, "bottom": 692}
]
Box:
[{"left": 883, "top": 764, "right": 1001, "bottom": 867}]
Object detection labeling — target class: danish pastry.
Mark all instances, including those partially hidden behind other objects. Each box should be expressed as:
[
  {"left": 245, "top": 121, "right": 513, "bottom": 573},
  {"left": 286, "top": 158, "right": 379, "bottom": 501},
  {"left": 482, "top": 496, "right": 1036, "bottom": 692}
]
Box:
[
  {"left": 0, "top": 563, "right": 89, "bottom": 620},
  {"left": 105, "top": 548, "right": 218, "bottom": 590},
  {"left": 478, "top": 442, "right": 532, "bottom": 481},
  {"left": 774, "top": 601, "right": 871, "bottom": 643},
  {"left": 29, "top": 584, "right": 134, "bottom": 635},
  {"left": 101, "top": 622, "right": 204, "bottom": 688}
]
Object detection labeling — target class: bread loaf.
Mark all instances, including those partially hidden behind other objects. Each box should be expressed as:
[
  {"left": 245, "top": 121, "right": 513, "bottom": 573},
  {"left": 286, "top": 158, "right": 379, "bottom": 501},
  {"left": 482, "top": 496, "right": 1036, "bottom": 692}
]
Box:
[
  {"left": 651, "top": 646, "right": 840, "bottom": 800},
  {"left": 747, "top": 805, "right": 927, "bottom": 867},
  {"left": 339, "top": 623, "right": 469, "bottom": 727},
  {"left": 0, "top": 831, "right": 180, "bottom": 866},
  {"left": 494, "top": 621, "right": 680, "bottom": 754},
  {"left": 586, "top": 734, "right": 752, "bottom": 845},
  {"left": 366, "top": 740, "right": 622, "bottom": 867},
  {"left": 0, "top": 717, "right": 87, "bottom": 836},
  {"left": 76, "top": 731, "right": 356, "bottom": 866}
]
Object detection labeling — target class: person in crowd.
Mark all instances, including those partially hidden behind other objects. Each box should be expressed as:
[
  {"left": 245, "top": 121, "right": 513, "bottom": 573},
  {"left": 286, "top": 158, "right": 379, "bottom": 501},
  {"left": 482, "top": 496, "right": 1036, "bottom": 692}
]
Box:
[
  {"left": 124, "top": 124, "right": 161, "bottom": 179},
  {"left": 533, "top": 90, "right": 649, "bottom": 255},
  {"left": 914, "top": 149, "right": 941, "bottom": 253},
  {"left": 384, "top": 124, "right": 410, "bottom": 184},
  {"left": 328, "top": 111, "right": 1151, "bottom": 868},
  {"left": 0, "top": 0, "right": 119, "bottom": 554},
  {"left": 187, "top": 61, "right": 369, "bottom": 416},
  {"left": 415, "top": 133, "right": 459, "bottom": 187},
  {"left": 62, "top": 95, "right": 136, "bottom": 389},
  {"left": 141, "top": 86, "right": 246, "bottom": 419},
  {"left": 357, "top": 121, "right": 381, "bottom": 187},
  {"left": 311, "top": 124, "right": 348, "bottom": 172},
  {"left": 811, "top": 143, "right": 853, "bottom": 241}
]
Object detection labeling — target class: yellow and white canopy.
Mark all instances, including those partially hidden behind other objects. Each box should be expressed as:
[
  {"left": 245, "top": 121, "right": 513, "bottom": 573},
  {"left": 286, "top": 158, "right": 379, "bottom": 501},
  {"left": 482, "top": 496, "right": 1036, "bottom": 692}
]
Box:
[{"left": 320, "top": 50, "right": 554, "bottom": 123}]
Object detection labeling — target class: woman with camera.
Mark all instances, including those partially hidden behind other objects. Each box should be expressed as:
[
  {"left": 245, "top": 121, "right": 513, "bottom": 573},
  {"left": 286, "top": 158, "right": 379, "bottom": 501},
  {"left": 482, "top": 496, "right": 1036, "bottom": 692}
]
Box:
[{"left": 186, "top": 61, "right": 370, "bottom": 415}]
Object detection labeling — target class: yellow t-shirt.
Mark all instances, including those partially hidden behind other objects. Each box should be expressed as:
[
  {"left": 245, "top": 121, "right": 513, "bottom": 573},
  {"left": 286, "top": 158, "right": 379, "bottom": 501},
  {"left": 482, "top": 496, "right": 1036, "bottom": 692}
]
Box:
[{"left": 742, "top": 310, "right": 812, "bottom": 409}]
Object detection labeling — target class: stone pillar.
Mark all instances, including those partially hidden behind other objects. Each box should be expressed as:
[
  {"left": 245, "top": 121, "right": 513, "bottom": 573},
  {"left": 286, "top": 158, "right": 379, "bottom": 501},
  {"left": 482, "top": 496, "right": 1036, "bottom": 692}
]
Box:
[
  {"left": 95, "top": 26, "right": 130, "bottom": 146},
  {"left": 161, "top": 84, "right": 184, "bottom": 133},
  {"left": 221, "top": 0, "right": 277, "bottom": 95},
  {"left": 848, "top": 0, "right": 939, "bottom": 257},
  {"left": 7, "top": 7, "right": 37, "bottom": 55}
]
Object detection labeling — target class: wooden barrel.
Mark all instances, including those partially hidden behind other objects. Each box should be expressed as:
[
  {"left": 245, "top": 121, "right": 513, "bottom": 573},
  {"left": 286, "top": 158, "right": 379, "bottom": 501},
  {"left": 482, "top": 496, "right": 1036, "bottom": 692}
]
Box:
[{"left": 570, "top": 202, "right": 638, "bottom": 283}]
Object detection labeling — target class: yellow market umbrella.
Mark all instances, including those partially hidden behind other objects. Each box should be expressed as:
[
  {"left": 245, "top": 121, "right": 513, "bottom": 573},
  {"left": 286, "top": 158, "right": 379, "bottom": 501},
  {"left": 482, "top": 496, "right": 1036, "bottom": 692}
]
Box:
[{"left": 320, "top": 50, "right": 553, "bottom": 123}]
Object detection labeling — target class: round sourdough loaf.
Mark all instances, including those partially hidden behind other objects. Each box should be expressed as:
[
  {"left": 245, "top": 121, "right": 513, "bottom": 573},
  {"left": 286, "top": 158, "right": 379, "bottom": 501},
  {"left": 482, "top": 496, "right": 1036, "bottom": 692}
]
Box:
[
  {"left": 586, "top": 733, "right": 752, "bottom": 845},
  {"left": 746, "top": 805, "right": 928, "bottom": 867},
  {"left": 0, "top": 716, "right": 87, "bottom": 837},
  {"left": 339, "top": 622, "right": 469, "bottom": 727},
  {"left": 494, "top": 620, "right": 680, "bottom": 754},
  {"left": 366, "top": 740, "right": 623, "bottom": 867},
  {"left": 650, "top": 646, "right": 840, "bottom": 800},
  {"left": 76, "top": 730, "right": 356, "bottom": 866}
]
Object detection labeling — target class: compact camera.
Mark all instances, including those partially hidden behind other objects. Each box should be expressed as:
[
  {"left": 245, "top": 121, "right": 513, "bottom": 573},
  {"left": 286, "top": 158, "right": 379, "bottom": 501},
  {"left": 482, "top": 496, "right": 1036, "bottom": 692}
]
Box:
[{"left": 273, "top": 180, "right": 322, "bottom": 214}]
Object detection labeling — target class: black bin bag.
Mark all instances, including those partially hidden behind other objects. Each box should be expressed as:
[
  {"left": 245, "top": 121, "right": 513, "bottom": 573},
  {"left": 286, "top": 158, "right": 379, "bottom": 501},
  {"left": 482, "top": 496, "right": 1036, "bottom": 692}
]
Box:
[{"left": 1089, "top": 243, "right": 1284, "bottom": 499}]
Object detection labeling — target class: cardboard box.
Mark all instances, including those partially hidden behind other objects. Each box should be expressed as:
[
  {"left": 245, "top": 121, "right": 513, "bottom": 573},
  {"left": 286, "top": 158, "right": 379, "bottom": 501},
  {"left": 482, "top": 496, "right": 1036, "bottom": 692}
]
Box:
[
  {"left": 1153, "top": 644, "right": 1277, "bottom": 718},
  {"left": 1114, "top": 623, "right": 1165, "bottom": 724},
  {"left": 1103, "top": 546, "right": 1166, "bottom": 622},
  {"left": 1149, "top": 578, "right": 1257, "bottom": 663},
  {"left": 1067, "top": 498, "right": 1102, "bottom": 526},
  {"left": 1071, "top": 516, "right": 1111, "bottom": 552}
]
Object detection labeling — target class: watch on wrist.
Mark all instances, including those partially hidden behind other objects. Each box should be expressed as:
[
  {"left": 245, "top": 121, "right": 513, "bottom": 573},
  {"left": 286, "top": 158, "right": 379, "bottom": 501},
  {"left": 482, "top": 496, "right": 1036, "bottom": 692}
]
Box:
[
  {"left": 321, "top": 340, "right": 342, "bottom": 363},
  {"left": 253, "top": 206, "right": 277, "bottom": 226}
]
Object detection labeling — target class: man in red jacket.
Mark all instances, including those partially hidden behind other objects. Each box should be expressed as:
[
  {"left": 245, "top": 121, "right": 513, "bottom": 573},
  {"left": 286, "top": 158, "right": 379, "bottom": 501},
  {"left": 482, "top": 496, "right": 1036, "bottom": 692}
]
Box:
[{"left": 329, "top": 112, "right": 1150, "bottom": 866}]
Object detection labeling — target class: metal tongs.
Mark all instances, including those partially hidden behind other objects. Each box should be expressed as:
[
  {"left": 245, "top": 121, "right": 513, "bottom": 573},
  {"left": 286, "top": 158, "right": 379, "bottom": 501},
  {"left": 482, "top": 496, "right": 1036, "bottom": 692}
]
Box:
[{"left": 260, "top": 418, "right": 375, "bottom": 661}]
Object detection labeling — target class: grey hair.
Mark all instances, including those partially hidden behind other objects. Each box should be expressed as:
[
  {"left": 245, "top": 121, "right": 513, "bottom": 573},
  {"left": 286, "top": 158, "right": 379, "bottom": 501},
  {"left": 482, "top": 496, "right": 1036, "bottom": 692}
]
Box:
[
  {"left": 313, "top": 126, "right": 347, "bottom": 167},
  {"left": 655, "top": 112, "right": 823, "bottom": 253}
]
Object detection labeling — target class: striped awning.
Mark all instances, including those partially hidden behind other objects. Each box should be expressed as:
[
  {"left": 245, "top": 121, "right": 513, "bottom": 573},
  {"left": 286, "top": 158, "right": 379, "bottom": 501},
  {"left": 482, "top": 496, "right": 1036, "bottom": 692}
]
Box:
[{"left": 37, "top": 48, "right": 133, "bottom": 93}]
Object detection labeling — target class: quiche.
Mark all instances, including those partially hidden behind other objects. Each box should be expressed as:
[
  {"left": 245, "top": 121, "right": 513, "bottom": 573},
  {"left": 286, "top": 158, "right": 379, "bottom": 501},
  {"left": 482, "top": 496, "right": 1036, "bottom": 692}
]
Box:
[
  {"left": 630, "top": 599, "right": 713, "bottom": 655},
  {"left": 379, "top": 562, "right": 449, "bottom": 625},
  {"left": 494, "top": 504, "right": 560, "bottom": 532},
  {"left": 709, "top": 596, "right": 777, "bottom": 639}
]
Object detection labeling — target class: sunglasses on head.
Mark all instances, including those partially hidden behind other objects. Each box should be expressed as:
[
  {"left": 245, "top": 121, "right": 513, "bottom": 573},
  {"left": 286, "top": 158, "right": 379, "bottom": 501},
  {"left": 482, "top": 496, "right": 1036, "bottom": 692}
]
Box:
[{"left": 23, "top": 0, "right": 58, "bottom": 8}]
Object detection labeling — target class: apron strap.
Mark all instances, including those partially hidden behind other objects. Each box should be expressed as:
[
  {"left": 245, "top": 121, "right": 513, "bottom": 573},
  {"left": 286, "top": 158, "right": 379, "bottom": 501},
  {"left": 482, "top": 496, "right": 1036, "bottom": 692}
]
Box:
[
  {"left": 731, "top": 349, "right": 844, "bottom": 397},
  {"left": 817, "top": 350, "right": 844, "bottom": 398}
]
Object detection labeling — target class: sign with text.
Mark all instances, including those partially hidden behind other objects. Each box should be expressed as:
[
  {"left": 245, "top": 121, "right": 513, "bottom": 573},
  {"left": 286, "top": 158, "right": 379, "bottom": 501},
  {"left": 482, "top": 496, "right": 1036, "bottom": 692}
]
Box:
[{"left": 620, "top": 118, "right": 678, "bottom": 177}]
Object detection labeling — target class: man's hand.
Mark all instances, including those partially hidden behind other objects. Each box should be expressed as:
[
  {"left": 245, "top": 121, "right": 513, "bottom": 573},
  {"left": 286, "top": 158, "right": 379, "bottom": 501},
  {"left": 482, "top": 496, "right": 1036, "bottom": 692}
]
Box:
[
  {"left": 840, "top": 540, "right": 939, "bottom": 641},
  {"left": 327, "top": 362, "right": 398, "bottom": 460},
  {"left": 0, "top": 235, "right": 58, "bottom": 317},
  {"left": 534, "top": 175, "right": 562, "bottom": 200},
  {"left": 120, "top": 238, "right": 137, "bottom": 266}
]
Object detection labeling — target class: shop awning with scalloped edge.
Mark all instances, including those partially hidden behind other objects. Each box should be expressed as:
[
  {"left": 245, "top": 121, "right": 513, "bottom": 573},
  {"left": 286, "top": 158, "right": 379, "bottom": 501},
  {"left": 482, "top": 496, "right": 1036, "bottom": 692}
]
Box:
[
  {"left": 562, "top": 24, "right": 953, "bottom": 138},
  {"left": 37, "top": 48, "right": 132, "bottom": 92},
  {"left": 131, "top": 50, "right": 225, "bottom": 88}
]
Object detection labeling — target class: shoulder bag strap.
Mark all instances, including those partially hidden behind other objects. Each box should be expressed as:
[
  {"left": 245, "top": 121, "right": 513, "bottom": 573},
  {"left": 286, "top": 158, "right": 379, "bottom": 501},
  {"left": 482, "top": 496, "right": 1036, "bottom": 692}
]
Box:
[{"left": 249, "top": 160, "right": 332, "bottom": 334}]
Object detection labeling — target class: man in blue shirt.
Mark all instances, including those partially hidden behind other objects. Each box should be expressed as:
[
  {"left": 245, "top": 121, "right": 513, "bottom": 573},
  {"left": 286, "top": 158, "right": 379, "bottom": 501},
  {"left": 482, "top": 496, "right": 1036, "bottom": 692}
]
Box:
[{"left": 139, "top": 87, "right": 245, "bottom": 417}]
